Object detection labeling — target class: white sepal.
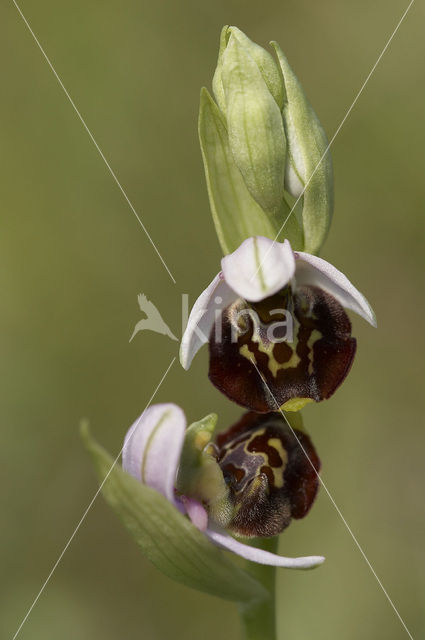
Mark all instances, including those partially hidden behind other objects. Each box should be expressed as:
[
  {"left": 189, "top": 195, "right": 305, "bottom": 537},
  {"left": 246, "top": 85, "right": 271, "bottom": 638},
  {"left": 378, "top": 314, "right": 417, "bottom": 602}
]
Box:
[
  {"left": 295, "top": 252, "right": 377, "bottom": 327},
  {"left": 122, "top": 403, "right": 186, "bottom": 502},
  {"left": 206, "top": 528, "right": 325, "bottom": 569},
  {"left": 180, "top": 274, "right": 236, "bottom": 370},
  {"left": 221, "top": 236, "right": 295, "bottom": 302}
]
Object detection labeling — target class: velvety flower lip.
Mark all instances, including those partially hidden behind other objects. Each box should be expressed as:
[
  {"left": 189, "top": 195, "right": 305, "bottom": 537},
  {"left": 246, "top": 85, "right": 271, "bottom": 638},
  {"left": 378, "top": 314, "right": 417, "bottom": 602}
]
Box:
[
  {"left": 215, "top": 411, "right": 321, "bottom": 537},
  {"left": 180, "top": 236, "right": 376, "bottom": 412},
  {"left": 122, "top": 403, "right": 324, "bottom": 569}
]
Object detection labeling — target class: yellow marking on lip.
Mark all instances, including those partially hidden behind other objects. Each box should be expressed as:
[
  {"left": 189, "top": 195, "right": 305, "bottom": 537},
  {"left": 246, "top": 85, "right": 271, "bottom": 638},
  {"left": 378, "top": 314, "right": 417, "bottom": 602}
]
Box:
[
  {"left": 248, "top": 314, "right": 302, "bottom": 378},
  {"left": 255, "top": 339, "right": 301, "bottom": 378},
  {"left": 268, "top": 437, "right": 288, "bottom": 465},
  {"left": 242, "top": 432, "right": 268, "bottom": 467},
  {"left": 239, "top": 343, "right": 257, "bottom": 364},
  {"left": 267, "top": 437, "right": 288, "bottom": 488},
  {"left": 306, "top": 329, "right": 322, "bottom": 375},
  {"left": 247, "top": 427, "right": 265, "bottom": 440}
]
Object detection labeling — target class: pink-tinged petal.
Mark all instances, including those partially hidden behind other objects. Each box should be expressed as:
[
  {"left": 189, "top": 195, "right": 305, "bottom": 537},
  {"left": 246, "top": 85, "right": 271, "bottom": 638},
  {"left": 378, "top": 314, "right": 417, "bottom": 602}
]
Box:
[
  {"left": 206, "top": 529, "right": 324, "bottom": 569},
  {"left": 179, "top": 497, "right": 209, "bottom": 531},
  {"left": 180, "top": 273, "right": 236, "bottom": 370},
  {"left": 221, "top": 237, "right": 296, "bottom": 302},
  {"left": 295, "top": 252, "right": 377, "bottom": 327},
  {"left": 122, "top": 403, "right": 186, "bottom": 502}
]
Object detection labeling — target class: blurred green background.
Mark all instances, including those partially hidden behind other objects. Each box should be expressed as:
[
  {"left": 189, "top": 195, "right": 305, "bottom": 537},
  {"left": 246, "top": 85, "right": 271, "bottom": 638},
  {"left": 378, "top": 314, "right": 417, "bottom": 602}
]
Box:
[{"left": 1, "top": 1, "right": 424, "bottom": 638}]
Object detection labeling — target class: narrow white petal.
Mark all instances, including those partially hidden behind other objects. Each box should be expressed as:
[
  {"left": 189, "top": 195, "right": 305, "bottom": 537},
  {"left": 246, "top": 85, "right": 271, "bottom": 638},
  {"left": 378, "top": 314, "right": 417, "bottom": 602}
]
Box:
[
  {"left": 295, "top": 252, "right": 377, "bottom": 327},
  {"left": 206, "top": 529, "right": 324, "bottom": 569},
  {"left": 122, "top": 403, "right": 186, "bottom": 502},
  {"left": 180, "top": 273, "right": 236, "bottom": 370},
  {"left": 221, "top": 236, "right": 296, "bottom": 302}
]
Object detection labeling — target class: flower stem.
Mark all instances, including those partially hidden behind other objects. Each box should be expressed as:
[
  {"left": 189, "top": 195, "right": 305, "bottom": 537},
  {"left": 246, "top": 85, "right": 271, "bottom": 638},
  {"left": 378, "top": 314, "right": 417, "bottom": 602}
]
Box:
[{"left": 238, "top": 537, "right": 277, "bottom": 640}]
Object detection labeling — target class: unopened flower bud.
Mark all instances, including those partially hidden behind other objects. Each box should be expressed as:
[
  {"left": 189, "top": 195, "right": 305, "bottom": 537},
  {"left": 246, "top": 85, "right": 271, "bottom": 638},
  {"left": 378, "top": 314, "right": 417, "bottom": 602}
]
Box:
[{"left": 200, "top": 26, "right": 334, "bottom": 255}]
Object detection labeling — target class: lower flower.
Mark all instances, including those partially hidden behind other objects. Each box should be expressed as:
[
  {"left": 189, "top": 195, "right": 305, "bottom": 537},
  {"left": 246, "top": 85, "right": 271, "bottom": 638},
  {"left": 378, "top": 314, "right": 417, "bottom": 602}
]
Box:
[{"left": 122, "top": 402, "right": 323, "bottom": 568}]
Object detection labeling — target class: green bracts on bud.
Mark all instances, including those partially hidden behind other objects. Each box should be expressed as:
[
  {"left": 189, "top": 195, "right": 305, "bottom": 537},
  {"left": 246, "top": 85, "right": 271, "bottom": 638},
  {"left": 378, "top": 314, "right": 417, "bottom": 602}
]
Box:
[
  {"left": 212, "top": 26, "right": 228, "bottom": 116},
  {"left": 271, "top": 42, "right": 333, "bottom": 254},
  {"left": 201, "top": 26, "right": 333, "bottom": 256},
  {"left": 199, "top": 88, "right": 287, "bottom": 254}
]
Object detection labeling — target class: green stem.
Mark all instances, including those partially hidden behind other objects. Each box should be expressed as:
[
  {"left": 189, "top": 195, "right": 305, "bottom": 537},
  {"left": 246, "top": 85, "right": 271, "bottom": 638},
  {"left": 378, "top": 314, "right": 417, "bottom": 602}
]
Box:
[{"left": 238, "top": 537, "right": 277, "bottom": 640}]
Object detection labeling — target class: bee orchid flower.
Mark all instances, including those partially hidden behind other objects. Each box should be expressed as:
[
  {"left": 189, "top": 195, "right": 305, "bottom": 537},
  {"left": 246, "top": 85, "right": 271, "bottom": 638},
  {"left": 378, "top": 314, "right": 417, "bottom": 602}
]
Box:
[
  {"left": 180, "top": 236, "right": 376, "bottom": 413},
  {"left": 122, "top": 403, "right": 324, "bottom": 569}
]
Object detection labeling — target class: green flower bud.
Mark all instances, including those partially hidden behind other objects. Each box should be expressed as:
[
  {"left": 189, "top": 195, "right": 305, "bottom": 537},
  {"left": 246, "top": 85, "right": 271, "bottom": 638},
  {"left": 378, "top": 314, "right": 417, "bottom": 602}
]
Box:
[
  {"left": 213, "top": 26, "right": 284, "bottom": 119},
  {"left": 200, "top": 26, "right": 334, "bottom": 256}
]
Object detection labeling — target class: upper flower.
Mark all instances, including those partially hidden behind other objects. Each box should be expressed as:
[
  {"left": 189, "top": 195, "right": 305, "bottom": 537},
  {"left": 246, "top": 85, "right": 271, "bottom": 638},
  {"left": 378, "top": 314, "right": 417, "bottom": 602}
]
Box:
[
  {"left": 180, "top": 236, "right": 376, "bottom": 413},
  {"left": 122, "top": 402, "right": 324, "bottom": 569}
]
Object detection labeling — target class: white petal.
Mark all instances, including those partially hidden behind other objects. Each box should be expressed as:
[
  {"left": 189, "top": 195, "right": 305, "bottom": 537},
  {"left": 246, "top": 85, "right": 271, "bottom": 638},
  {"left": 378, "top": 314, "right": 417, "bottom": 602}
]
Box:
[
  {"left": 295, "top": 252, "right": 377, "bottom": 327},
  {"left": 122, "top": 403, "right": 186, "bottom": 502},
  {"left": 206, "top": 529, "right": 325, "bottom": 569},
  {"left": 221, "top": 236, "right": 296, "bottom": 302},
  {"left": 180, "top": 273, "right": 236, "bottom": 370}
]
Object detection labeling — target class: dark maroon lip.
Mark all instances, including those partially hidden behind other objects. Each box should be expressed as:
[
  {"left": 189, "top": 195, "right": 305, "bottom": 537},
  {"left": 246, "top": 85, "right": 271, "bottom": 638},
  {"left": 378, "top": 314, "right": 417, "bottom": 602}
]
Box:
[
  {"left": 213, "top": 411, "right": 321, "bottom": 537},
  {"left": 209, "top": 285, "right": 357, "bottom": 413}
]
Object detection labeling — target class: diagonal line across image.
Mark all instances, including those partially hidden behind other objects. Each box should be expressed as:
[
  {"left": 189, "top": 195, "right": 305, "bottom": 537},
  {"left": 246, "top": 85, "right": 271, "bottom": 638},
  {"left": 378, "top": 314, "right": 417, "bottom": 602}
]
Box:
[
  {"left": 12, "top": 0, "right": 177, "bottom": 285},
  {"left": 249, "top": 358, "right": 414, "bottom": 640},
  {"left": 11, "top": 357, "right": 176, "bottom": 640},
  {"left": 250, "top": 0, "right": 415, "bottom": 284}
]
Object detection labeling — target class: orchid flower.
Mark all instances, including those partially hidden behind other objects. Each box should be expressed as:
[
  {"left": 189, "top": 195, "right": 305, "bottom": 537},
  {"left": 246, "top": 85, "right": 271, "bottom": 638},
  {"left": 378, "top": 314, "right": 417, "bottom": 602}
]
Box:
[
  {"left": 122, "top": 403, "right": 323, "bottom": 569},
  {"left": 181, "top": 236, "right": 376, "bottom": 413}
]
